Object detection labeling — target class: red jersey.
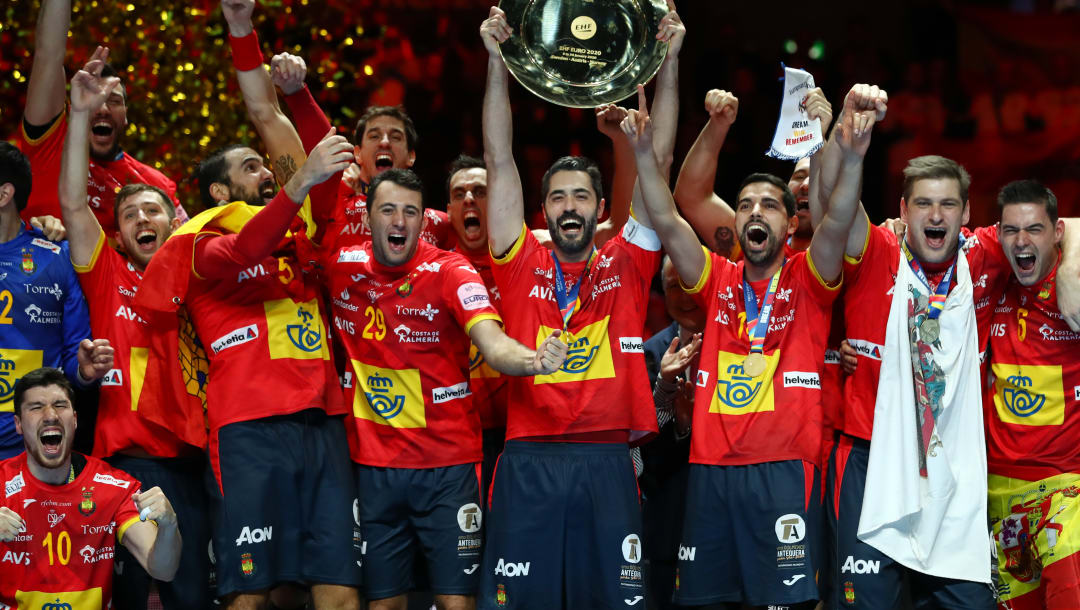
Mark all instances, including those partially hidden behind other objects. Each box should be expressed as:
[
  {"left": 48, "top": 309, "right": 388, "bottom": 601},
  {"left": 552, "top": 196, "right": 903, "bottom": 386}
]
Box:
[
  {"left": 327, "top": 241, "right": 500, "bottom": 468},
  {"left": 74, "top": 232, "right": 190, "bottom": 458},
  {"left": 491, "top": 219, "right": 661, "bottom": 442},
  {"left": 325, "top": 187, "right": 452, "bottom": 253},
  {"left": 17, "top": 111, "right": 186, "bottom": 237},
  {"left": 458, "top": 247, "right": 509, "bottom": 430},
  {"left": 986, "top": 266, "right": 1080, "bottom": 481},
  {"left": 841, "top": 224, "right": 1009, "bottom": 441},
  {"left": 0, "top": 453, "right": 142, "bottom": 609},
  {"left": 685, "top": 249, "right": 839, "bottom": 466}
]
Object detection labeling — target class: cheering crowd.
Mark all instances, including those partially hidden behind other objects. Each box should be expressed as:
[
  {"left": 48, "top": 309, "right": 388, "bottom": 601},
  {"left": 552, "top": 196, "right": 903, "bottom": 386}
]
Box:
[{"left": 1, "top": 1, "right": 1079, "bottom": 610}]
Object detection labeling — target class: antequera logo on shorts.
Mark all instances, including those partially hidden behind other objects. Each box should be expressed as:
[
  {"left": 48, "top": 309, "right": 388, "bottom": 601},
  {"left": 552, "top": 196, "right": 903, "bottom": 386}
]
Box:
[
  {"left": 212, "top": 325, "right": 259, "bottom": 354},
  {"left": 992, "top": 363, "right": 1064, "bottom": 426}
]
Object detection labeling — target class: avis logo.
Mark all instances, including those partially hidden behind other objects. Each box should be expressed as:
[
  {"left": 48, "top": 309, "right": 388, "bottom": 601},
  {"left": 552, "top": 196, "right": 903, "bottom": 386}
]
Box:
[
  {"left": 716, "top": 363, "right": 762, "bottom": 409},
  {"left": 365, "top": 373, "right": 405, "bottom": 420},
  {"left": 1003, "top": 375, "right": 1045, "bottom": 417},
  {"left": 561, "top": 336, "right": 599, "bottom": 373},
  {"left": 286, "top": 307, "right": 322, "bottom": 352}
]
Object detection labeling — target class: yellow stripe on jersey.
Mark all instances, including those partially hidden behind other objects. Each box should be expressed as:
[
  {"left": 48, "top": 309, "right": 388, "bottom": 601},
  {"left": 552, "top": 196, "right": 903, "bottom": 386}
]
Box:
[
  {"left": 0, "top": 349, "right": 44, "bottom": 413},
  {"left": 129, "top": 347, "right": 149, "bottom": 411},
  {"left": 843, "top": 212, "right": 872, "bottom": 265},
  {"left": 463, "top": 313, "right": 502, "bottom": 336},
  {"left": 709, "top": 350, "right": 779, "bottom": 415},
  {"left": 993, "top": 363, "right": 1066, "bottom": 426},
  {"left": 806, "top": 249, "right": 842, "bottom": 290},
  {"left": 352, "top": 360, "right": 426, "bottom": 428},
  {"left": 117, "top": 514, "right": 142, "bottom": 544},
  {"left": 72, "top": 229, "right": 107, "bottom": 274},
  {"left": 17, "top": 587, "right": 103, "bottom": 610},
  {"left": 533, "top": 318, "right": 615, "bottom": 385},
  {"left": 491, "top": 224, "right": 528, "bottom": 265},
  {"left": 264, "top": 298, "right": 331, "bottom": 361},
  {"left": 679, "top": 246, "right": 713, "bottom": 295},
  {"left": 989, "top": 472, "right": 1080, "bottom": 601}
]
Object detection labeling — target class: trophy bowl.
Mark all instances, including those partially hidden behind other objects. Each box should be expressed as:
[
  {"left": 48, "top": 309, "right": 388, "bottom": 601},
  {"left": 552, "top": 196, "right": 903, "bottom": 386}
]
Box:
[{"left": 498, "top": 0, "right": 670, "bottom": 108}]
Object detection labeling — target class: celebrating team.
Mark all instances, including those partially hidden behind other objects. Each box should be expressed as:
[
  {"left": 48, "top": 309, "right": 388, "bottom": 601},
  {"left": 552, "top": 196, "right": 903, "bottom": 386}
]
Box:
[{"left": 1, "top": 1, "right": 1078, "bottom": 609}]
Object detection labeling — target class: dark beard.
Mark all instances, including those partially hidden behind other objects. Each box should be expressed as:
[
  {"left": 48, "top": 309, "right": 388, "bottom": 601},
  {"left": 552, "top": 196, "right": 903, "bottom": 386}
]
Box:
[
  {"left": 547, "top": 211, "right": 598, "bottom": 256},
  {"left": 738, "top": 226, "right": 782, "bottom": 265}
]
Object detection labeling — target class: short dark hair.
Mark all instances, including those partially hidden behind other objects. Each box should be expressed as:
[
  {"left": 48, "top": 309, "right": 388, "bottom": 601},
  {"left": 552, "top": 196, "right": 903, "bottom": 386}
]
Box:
[
  {"left": 541, "top": 156, "right": 604, "bottom": 203},
  {"left": 738, "top": 173, "right": 796, "bottom": 217},
  {"left": 445, "top": 154, "right": 485, "bottom": 198},
  {"left": 13, "top": 367, "right": 75, "bottom": 417},
  {"left": 353, "top": 106, "right": 418, "bottom": 151},
  {"left": 368, "top": 168, "right": 425, "bottom": 210},
  {"left": 997, "top": 179, "right": 1058, "bottom": 223},
  {"left": 0, "top": 142, "right": 32, "bottom": 212},
  {"left": 902, "top": 155, "right": 971, "bottom": 203},
  {"left": 195, "top": 144, "right": 247, "bottom": 207},
  {"left": 114, "top": 184, "right": 175, "bottom": 221}
]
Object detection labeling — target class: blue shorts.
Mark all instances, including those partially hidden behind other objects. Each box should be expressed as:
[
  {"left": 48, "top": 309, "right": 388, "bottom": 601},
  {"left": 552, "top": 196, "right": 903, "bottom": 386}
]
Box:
[
  {"left": 106, "top": 454, "right": 214, "bottom": 609},
  {"left": 478, "top": 440, "right": 645, "bottom": 610},
  {"left": 207, "top": 409, "right": 360, "bottom": 596},
  {"left": 826, "top": 435, "right": 995, "bottom": 609},
  {"left": 674, "top": 460, "right": 822, "bottom": 607},
  {"left": 355, "top": 462, "right": 483, "bottom": 599}
]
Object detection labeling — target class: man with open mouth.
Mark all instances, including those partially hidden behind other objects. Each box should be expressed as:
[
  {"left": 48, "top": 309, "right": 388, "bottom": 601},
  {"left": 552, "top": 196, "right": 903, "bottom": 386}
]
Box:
[
  {"left": 16, "top": 0, "right": 187, "bottom": 239},
  {"left": 324, "top": 167, "right": 567, "bottom": 610},
  {"left": 0, "top": 367, "right": 181, "bottom": 609},
  {"left": 58, "top": 52, "right": 213, "bottom": 610},
  {"left": 983, "top": 180, "right": 1080, "bottom": 610}
]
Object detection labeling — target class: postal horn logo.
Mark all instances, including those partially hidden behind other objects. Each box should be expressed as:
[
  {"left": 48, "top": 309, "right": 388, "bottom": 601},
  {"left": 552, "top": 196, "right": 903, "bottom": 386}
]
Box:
[
  {"left": 0, "top": 354, "right": 16, "bottom": 403},
  {"left": 1004, "top": 374, "right": 1045, "bottom": 418},
  {"left": 79, "top": 486, "right": 96, "bottom": 516},
  {"left": 468, "top": 347, "right": 485, "bottom": 371},
  {"left": 716, "top": 363, "right": 763, "bottom": 409},
  {"left": 286, "top": 306, "right": 322, "bottom": 352},
  {"left": 560, "top": 336, "right": 599, "bottom": 374},
  {"left": 365, "top": 373, "right": 406, "bottom": 420}
]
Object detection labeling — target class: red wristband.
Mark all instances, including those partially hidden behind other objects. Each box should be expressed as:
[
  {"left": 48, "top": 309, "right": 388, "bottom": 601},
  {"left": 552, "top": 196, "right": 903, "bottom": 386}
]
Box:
[{"left": 228, "top": 31, "right": 264, "bottom": 72}]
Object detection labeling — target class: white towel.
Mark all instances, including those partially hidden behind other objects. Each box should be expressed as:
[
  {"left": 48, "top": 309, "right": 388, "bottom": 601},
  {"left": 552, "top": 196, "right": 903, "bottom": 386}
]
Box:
[{"left": 857, "top": 245, "right": 992, "bottom": 583}]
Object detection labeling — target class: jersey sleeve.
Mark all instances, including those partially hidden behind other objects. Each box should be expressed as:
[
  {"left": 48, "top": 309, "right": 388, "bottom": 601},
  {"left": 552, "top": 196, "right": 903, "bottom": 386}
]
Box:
[
  {"left": 17, "top": 109, "right": 67, "bottom": 222},
  {"left": 490, "top": 223, "right": 540, "bottom": 289},
  {"left": 681, "top": 246, "right": 721, "bottom": 310},
  {"left": 113, "top": 476, "right": 144, "bottom": 544},
  {"left": 615, "top": 215, "right": 663, "bottom": 283},
  {"left": 844, "top": 222, "right": 893, "bottom": 289},
  {"left": 799, "top": 250, "right": 843, "bottom": 306},
  {"left": 443, "top": 258, "right": 502, "bottom": 334},
  {"left": 60, "top": 246, "right": 93, "bottom": 385},
  {"left": 968, "top": 224, "right": 1009, "bottom": 271},
  {"left": 72, "top": 229, "right": 113, "bottom": 305}
]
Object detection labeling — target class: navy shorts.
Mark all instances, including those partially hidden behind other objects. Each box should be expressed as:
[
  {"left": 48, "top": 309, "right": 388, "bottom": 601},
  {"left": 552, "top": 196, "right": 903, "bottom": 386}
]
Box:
[
  {"left": 107, "top": 454, "right": 214, "bottom": 609},
  {"left": 207, "top": 409, "right": 360, "bottom": 596},
  {"left": 478, "top": 441, "right": 646, "bottom": 610},
  {"left": 827, "top": 435, "right": 995, "bottom": 609},
  {"left": 355, "top": 462, "right": 483, "bottom": 599},
  {"left": 674, "top": 460, "right": 822, "bottom": 607}
]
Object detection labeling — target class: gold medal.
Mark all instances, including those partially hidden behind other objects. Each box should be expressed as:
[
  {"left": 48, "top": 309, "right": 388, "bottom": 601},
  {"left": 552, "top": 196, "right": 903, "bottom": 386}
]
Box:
[
  {"left": 742, "top": 352, "right": 767, "bottom": 378},
  {"left": 920, "top": 318, "right": 940, "bottom": 344}
]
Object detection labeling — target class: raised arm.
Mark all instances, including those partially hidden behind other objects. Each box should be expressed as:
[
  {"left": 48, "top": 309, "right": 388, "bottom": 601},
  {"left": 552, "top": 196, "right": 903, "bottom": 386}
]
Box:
[
  {"left": 592, "top": 104, "right": 633, "bottom": 244},
  {"left": 60, "top": 48, "right": 113, "bottom": 266},
  {"left": 121, "top": 487, "right": 182, "bottom": 581},
  {"left": 622, "top": 87, "right": 705, "bottom": 288},
  {"left": 649, "top": 0, "right": 684, "bottom": 180},
  {"left": 802, "top": 87, "right": 833, "bottom": 231},
  {"left": 480, "top": 6, "right": 525, "bottom": 256},
  {"left": 672, "top": 90, "right": 738, "bottom": 257},
  {"left": 24, "top": 0, "right": 70, "bottom": 127},
  {"left": 469, "top": 320, "right": 568, "bottom": 376},
  {"left": 808, "top": 98, "right": 878, "bottom": 284},
  {"left": 222, "top": 0, "right": 306, "bottom": 185}
]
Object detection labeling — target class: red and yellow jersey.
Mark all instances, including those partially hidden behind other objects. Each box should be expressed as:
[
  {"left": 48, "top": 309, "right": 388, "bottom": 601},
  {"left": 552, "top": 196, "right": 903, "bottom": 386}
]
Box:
[
  {"left": 16, "top": 110, "right": 185, "bottom": 238},
  {"left": 458, "top": 248, "right": 509, "bottom": 430},
  {"left": 0, "top": 453, "right": 142, "bottom": 609},
  {"left": 684, "top": 249, "right": 839, "bottom": 466},
  {"left": 986, "top": 267, "right": 1080, "bottom": 480},
  {"left": 491, "top": 219, "right": 662, "bottom": 443},
  {"left": 325, "top": 188, "right": 453, "bottom": 253},
  {"left": 841, "top": 224, "right": 1009, "bottom": 441},
  {"left": 75, "top": 232, "right": 191, "bottom": 458},
  {"left": 327, "top": 241, "right": 500, "bottom": 468}
]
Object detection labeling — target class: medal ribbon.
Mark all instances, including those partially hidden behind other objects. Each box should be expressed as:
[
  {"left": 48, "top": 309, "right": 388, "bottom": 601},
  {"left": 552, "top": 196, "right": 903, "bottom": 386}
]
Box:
[
  {"left": 901, "top": 238, "right": 958, "bottom": 320},
  {"left": 742, "top": 261, "right": 785, "bottom": 354},
  {"left": 550, "top": 248, "right": 597, "bottom": 331}
]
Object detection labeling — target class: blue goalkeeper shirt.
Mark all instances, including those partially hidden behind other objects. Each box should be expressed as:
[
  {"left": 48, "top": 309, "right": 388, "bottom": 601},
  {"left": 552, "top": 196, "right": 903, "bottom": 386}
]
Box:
[{"left": 0, "top": 228, "right": 91, "bottom": 455}]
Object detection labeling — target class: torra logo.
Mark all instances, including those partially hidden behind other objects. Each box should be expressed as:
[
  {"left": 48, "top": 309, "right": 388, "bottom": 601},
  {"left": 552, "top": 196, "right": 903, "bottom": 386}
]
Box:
[
  {"left": 709, "top": 351, "right": 777, "bottom": 415},
  {"left": 364, "top": 373, "right": 405, "bottom": 420},
  {"left": 993, "top": 363, "right": 1065, "bottom": 427}
]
